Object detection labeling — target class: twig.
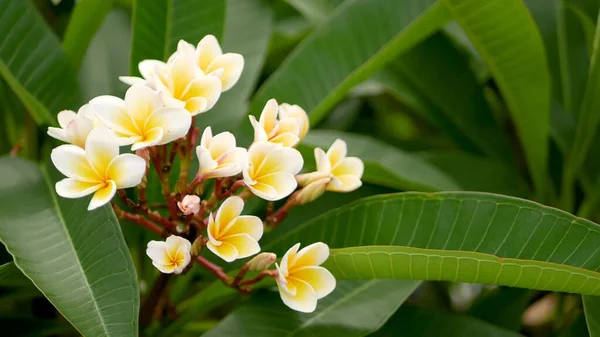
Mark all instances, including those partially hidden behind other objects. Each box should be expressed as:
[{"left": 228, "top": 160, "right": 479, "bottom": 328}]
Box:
[
  {"left": 118, "top": 189, "right": 139, "bottom": 211},
  {"left": 220, "top": 180, "right": 245, "bottom": 199},
  {"left": 195, "top": 256, "right": 231, "bottom": 286},
  {"left": 265, "top": 192, "right": 298, "bottom": 227},
  {"left": 238, "top": 270, "right": 278, "bottom": 286},
  {"left": 112, "top": 203, "right": 167, "bottom": 237}
]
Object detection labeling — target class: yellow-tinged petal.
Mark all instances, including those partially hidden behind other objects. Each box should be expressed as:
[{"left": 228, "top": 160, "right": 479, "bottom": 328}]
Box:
[
  {"left": 278, "top": 277, "right": 318, "bottom": 313},
  {"left": 208, "top": 131, "right": 236, "bottom": 158},
  {"left": 256, "top": 172, "right": 297, "bottom": 200},
  {"left": 249, "top": 115, "right": 269, "bottom": 143},
  {"left": 131, "top": 127, "right": 163, "bottom": 151},
  {"left": 206, "top": 53, "right": 244, "bottom": 91},
  {"left": 327, "top": 175, "right": 362, "bottom": 192},
  {"left": 55, "top": 179, "right": 104, "bottom": 198},
  {"left": 196, "top": 35, "right": 222, "bottom": 70},
  {"left": 168, "top": 55, "right": 198, "bottom": 98},
  {"left": 291, "top": 242, "right": 329, "bottom": 269},
  {"left": 279, "top": 103, "right": 309, "bottom": 140},
  {"left": 184, "top": 97, "right": 208, "bottom": 116},
  {"left": 139, "top": 59, "right": 166, "bottom": 81},
  {"left": 88, "top": 180, "right": 117, "bottom": 210},
  {"left": 259, "top": 99, "right": 278, "bottom": 134},
  {"left": 221, "top": 233, "right": 260, "bottom": 259},
  {"left": 146, "top": 241, "right": 170, "bottom": 265},
  {"left": 222, "top": 215, "right": 263, "bottom": 241},
  {"left": 296, "top": 171, "right": 330, "bottom": 187},
  {"left": 314, "top": 147, "right": 331, "bottom": 173},
  {"left": 291, "top": 266, "right": 336, "bottom": 299},
  {"left": 91, "top": 95, "right": 140, "bottom": 138},
  {"left": 124, "top": 85, "right": 163, "bottom": 130},
  {"left": 279, "top": 243, "right": 301, "bottom": 276},
  {"left": 327, "top": 139, "right": 347, "bottom": 167},
  {"left": 215, "top": 196, "right": 244, "bottom": 236},
  {"left": 181, "top": 76, "right": 222, "bottom": 113},
  {"left": 106, "top": 154, "right": 146, "bottom": 189},
  {"left": 51, "top": 145, "right": 102, "bottom": 182},
  {"left": 331, "top": 157, "right": 364, "bottom": 178},
  {"left": 57, "top": 110, "right": 77, "bottom": 129},
  {"left": 269, "top": 132, "right": 300, "bottom": 147},
  {"left": 207, "top": 241, "right": 239, "bottom": 263},
  {"left": 85, "top": 127, "right": 119, "bottom": 177},
  {"left": 65, "top": 115, "right": 94, "bottom": 148},
  {"left": 295, "top": 177, "right": 330, "bottom": 204},
  {"left": 144, "top": 107, "right": 192, "bottom": 145}
]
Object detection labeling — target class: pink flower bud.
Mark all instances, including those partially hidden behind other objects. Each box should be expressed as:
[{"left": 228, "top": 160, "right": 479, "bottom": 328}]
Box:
[{"left": 177, "top": 195, "right": 201, "bottom": 215}]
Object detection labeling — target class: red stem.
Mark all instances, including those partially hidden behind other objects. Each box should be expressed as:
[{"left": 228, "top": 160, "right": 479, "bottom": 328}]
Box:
[
  {"left": 220, "top": 180, "right": 245, "bottom": 199},
  {"left": 112, "top": 203, "right": 167, "bottom": 237},
  {"left": 195, "top": 256, "right": 231, "bottom": 285}
]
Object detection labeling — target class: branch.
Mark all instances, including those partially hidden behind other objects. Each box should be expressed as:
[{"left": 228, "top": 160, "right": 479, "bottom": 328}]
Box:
[{"left": 112, "top": 203, "right": 168, "bottom": 237}]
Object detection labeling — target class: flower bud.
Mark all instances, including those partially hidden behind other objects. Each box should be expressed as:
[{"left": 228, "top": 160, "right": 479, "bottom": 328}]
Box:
[
  {"left": 246, "top": 252, "right": 277, "bottom": 271},
  {"left": 177, "top": 195, "right": 201, "bottom": 215},
  {"left": 295, "top": 177, "right": 330, "bottom": 205},
  {"left": 191, "top": 236, "right": 204, "bottom": 256}
]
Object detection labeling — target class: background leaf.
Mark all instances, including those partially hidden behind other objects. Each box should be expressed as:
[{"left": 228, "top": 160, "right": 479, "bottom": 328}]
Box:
[
  {"left": 0, "top": 157, "right": 139, "bottom": 336},
  {"left": 584, "top": 296, "right": 600, "bottom": 337},
  {"left": 0, "top": 262, "right": 30, "bottom": 287}
]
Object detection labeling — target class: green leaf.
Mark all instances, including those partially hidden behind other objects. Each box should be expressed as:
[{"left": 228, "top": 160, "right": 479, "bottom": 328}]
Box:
[
  {"left": 264, "top": 192, "right": 600, "bottom": 294},
  {"left": 0, "top": 157, "right": 139, "bottom": 336},
  {"left": 444, "top": 0, "right": 551, "bottom": 194},
  {"left": 130, "top": 0, "right": 226, "bottom": 72},
  {"left": 284, "top": 0, "right": 344, "bottom": 25},
  {"left": 0, "top": 0, "right": 81, "bottom": 124},
  {"left": 467, "top": 287, "right": 533, "bottom": 331},
  {"left": 371, "top": 305, "right": 523, "bottom": 337},
  {"left": 584, "top": 296, "right": 600, "bottom": 337},
  {"left": 204, "top": 280, "right": 420, "bottom": 337},
  {"left": 0, "top": 262, "right": 30, "bottom": 287},
  {"left": 298, "top": 130, "right": 461, "bottom": 191},
  {"left": 419, "top": 151, "right": 530, "bottom": 197},
  {"left": 389, "top": 32, "right": 513, "bottom": 161},
  {"left": 247, "top": 0, "right": 452, "bottom": 127},
  {"left": 62, "top": 0, "right": 112, "bottom": 70},
  {"left": 195, "top": 0, "right": 273, "bottom": 133}
]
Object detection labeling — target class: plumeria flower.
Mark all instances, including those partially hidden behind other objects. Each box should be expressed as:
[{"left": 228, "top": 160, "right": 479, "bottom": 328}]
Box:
[
  {"left": 177, "top": 195, "right": 201, "bottom": 215},
  {"left": 297, "top": 139, "right": 364, "bottom": 192},
  {"left": 47, "top": 104, "right": 101, "bottom": 148},
  {"left": 275, "top": 242, "right": 336, "bottom": 313},
  {"left": 249, "top": 99, "right": 302, "bottom": 147},
  {"left": 119, "top": 60, "right": 165, "bottom": 88},
  {"left": 195, "top": 127, "right": 248, "bottom": 179},
  {"left": 206, "top": 196, "right": 263, "bottom": 262},
  {"left": 91, "top": 85, "right": 191, "bottom": 150},
  {"left": 279, "top": 103, "right": 309, "bottom": 141},
  {"left": 146, "top": 235, "right": 192, "bottom": 274},
  {"left": 51, "top": 127, "right": 146, "bottom": 210},
  {"left": 243, "top": 141, "right": 303, "bottom": 201},
  {"left": 177, "top": 36, "right": 244, "bottom": 91}
]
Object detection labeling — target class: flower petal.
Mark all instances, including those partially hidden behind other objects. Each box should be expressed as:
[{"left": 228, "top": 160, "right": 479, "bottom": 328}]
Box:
[
  {"left": 215, "top": 196, "right": 244, "bottom": 235},
  {"left": 88, "top": 180, "right": 117, "bottom": 210},
  {"left": 279, "top": 243, "right": 301, "bottom": 276},
  {"left": 146, "top": 241, "right": 170, "bottom": 264},
  {"left": 185, "top": 97, "right": 208, "bottom": 116},
  {"left": 65, "top": 114, "right": 94, "bottom": 148},
  {"left": 139, "top": 59, "right": 165, "bottom": 80},
  {"left": 221, "top": 233, "right": 260, "bottom": 259},
  {"left": 331, "top": 157, "right": 364, "bottom": 178},
  {"left": 152, "top": 261, "right": 176, "bottom": 274},
  {"left": 249, "top": 115, "right": 269, "bottom": 143},
  {"left": 291, "top": 266, "right": 336, "bottom": 299},
  {"left": 291, "top": 242, "right": 329, "bottom": 269},
  {"left": 131, "top": 127, "right": 164, "bottom": 151},
  {"left": 85, "top": 127, "right": 120, "bottom": 176},
  {"left": 246, "top": 181, "right": 279, "bottom": 201},
  {"left": 207, "top": 241, "right": 239, "bottom": 262},
  {"left": 278, "top": 277, "right": 318, "bottom": 313},
  {"left": 47, "top": 127, "right": 68, "bottom": 143},
  {"left": 55, "top": 179, "right": 104, "bottom": 198},
  {"left": 91, "top": 96, "right": 140, "bottom": 137},
  {"left": 269, "top": 132, "right": 300, "bottom": 147},
  {"left": 200, "top": 126, "right": 213, "bottom": 148},
  {"left": 259, "top": 99, "right": 278, "bottom": 134},
  {"left": 256, "top": 172, "right": 297, "bottom": 201},
  {"left": 197, "top": 146, "right": 219, "bottom": 175},
  {"left": 166, "top": 235, "right": 192, "bottom": 258},
  {"left": 181, "top": 76, "right": 222, "bottom": 112},
  {"left": 209, "top": 131, "right": 236, "bottom": 158},
  {"left": 206, "top": 53, "right": 244, "bottom": 91},
  {"left": 224, "top": 215, "right": 263, "bottom": 241},
  {"left": 314, "top": 147, "right": 331, "bottom": 173},
  {"left": 296, "top": 171, "right": 330, "bottom": 187},
  {"left": 196, "top": 34, "right": 222, "bottom": 70},
  {"left": 168, "top": 55, "right": 198, "bottom": 98},
  {"left": 119, "top": 76, "right": 146, "bottom": 86},
  {"left": 255, "top": 146, "right": 303, "bottom": 178},
  {"left": 327, "top": 139, "right": 347, "bottom": 167},
  {"left": 327, "top": 175, "right": 362, "bottom": 192},
  {"left": 279, "top": 104, "right": 309, "bottom": 140},
  {"left": 144, "top": 107, "right": 192, "bottom": 145},
  {"left": 51, "top": 145, "right": 102, "bottom": 182},
  {"left": 277, "top": 117, "right": 300, "bottom": 138},
  {"left": 124, "top": 85, "right": 163, "bottom": 129},
  {"left": 57, "top": 110, "right": 77, "bottom": 129},
  {"left": 106, "top": 154, "right": 146, "bottom": 189}
]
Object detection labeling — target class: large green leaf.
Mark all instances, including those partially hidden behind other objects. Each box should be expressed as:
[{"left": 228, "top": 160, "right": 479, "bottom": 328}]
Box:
[
  {"left": 444, "top": 0, "right": 551, "bottom": 194},
  {"left": 299, "top": 130, "right": 461, "bottom": 192},
  {"left": 247, "top": 0, "right": 452, "bottom": 127},
  {"left": 130, "top": 0, "right": 226, "bottom": 72},
  {"left": 62, "top": 0, "right": 112, "bottom": 70},
  {"left": 390, "top": 32, "right": 513, "bottom": 161},
  {"left": 0, "top": 157, "right": 139, "bottom": 336},
  {"left": 419, "top": 151, "right": 529, "bottom": 197},
  {"left": 371, "top": 305, "right": 523, "bottom": 337},
  {"left": 204, "top": 280, "right": 420, "bottom": 337},
  {"left": 284, "top": 0, "right": 344, "bottom": 25},
  {"left": 0, "top": 262, "right": 29, "bottom": 287},
  {"left": 264, "top": 192, "right": 600, "bottom": 294},
  {"left": 584, "top": 296, "right": 600, "bottom": 337},
  {"left": 0, "top": 0, "right": 81, "bottom": 124},
  {"left": 195, "top": 0, "right": 273, "bottom": 133}
]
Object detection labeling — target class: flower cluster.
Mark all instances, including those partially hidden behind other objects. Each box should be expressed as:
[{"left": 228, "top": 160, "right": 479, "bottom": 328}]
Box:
[{"left": 48, "top": 35, "right": 363, "bottom": 313}]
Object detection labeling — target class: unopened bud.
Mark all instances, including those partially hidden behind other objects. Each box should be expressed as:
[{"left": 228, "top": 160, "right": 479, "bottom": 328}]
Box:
[
  {"left": 295, "top": 177, "right": 330, "bottom": 205},
  {"left": 247, "top": 252, "right": 277, "bottom": 271},
  {"left": 177, "top": 195, "right": 200, "bottom": 215},
  {"left": 191, "top": 236, "right": 204, "bottom": 256}
]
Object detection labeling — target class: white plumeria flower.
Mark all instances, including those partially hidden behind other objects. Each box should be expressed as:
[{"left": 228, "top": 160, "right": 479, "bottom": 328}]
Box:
[
  {"left": 177, "top": 36, "right": 244, "bottom": 91},
  {"left": 47, "top": 104, "right": 101, "bottom": 148},
  {"left": 91, "top": 85, "right": 191, "bottom": 150},
  {"left": 156, "top": 54, "right": 222, "bottom": 116},
  {"left": 146, "top": 235, "right": 192, "bottom": 274},
  {"left": 297, "top": 139, "right": 364, "bottom": 192},
  {"left": 243, "top": 142, "right": 303, "bottom": 201},
  {"left": 51, "top": 127, "right": 146, "bottom": 210},
  {"left": 206, "top": 196, "right": 263, "bottom": 262},
  {"left": 279, "top": 103, "right": 309, "bottom": 141},
  {"left": 177, "top": 195, "right": 201, "bottom": 215},
  {"left": 195, "top": 127, "right": 248, "bottom": 179},
  {"left": 275, "top": 242, "right": 336, "bottom": 313},
  {"left": 249, "top": 99, "right": 302, "bottom": 147},
  {"left": 119, "top": 60, "right": 166, "bottom": 87}
]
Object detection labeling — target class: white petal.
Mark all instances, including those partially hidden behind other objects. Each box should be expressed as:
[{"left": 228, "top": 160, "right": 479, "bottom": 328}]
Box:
[
  {"left": 256, "top": 172, "right": 297, "bottom": 201},
  {"left": 206, "top": 53, "right": 244, "bottom": 91},
  {"left": 209, "top": 131, "right": 236, "bottom": 158},
  {"left": 119, "top": 76, "right": 146, "bottom": 86},
  {"left": 131, "top": 127, "right": 163, "bottom": 150},
  {"left": 85, "top": 127, "right": 120, "bottom": 176},
  {"left": 278, "top": 277, "right": 318, "bottom": 313},
  {"left": 331, "top": 157, "right": 364, "bottom": 178},
  {"left": 196, "top": 34, "right": 223, "bottom": 70},
  {"left": 55, "top": 179, "right": 104, "bottom": 198},
  {"left": 139, "top": 59, "right": 166, "bottom": 80},
  {"left": 327, "top": 175, "right": 362, "bottom": 192},
  {"left": 152, "top": 261, "right": 176, "bottom": 274},
  {"left": 166, "top": 235, "right": 192, "bottom": 255},
  {"left": 280, "top": 243, "right": 301, "bottom": 276},
  {"left": 181, "top": 76, "right": 222, "bottom": 112},
  {"left": 47, "top": 127, "right": 68, "bottom": 143},
  {"left": 88, "top": 180, "right": 117, "bottom": 210},
  {"left": 200, "top": 126, "right": 213, "bottom": 148},
  {"left": 215, "top": 196, "right": 244, "bottom": 234},
  {"left": 327, "top": 139, "right": 347, "bottom": 167},
  {"left": 223, "top": 215, "right": 263, "bottom": 241},
  {"left": 92, "top": 96, "right": 140, "bottom": 137},
  {"left": 314, "top": 147, "right": 331, "bottom": 173},
  {"left": 279, "top": 104, "right": 309, "bottom": 140},
  {"left": 124, "top": 85, "right": 163, "bottom": 129},
  {"left": 106, "top": 154, "right": 146, "bottom": 189},
  {"left": 207, "top": 241, "right": 239, "bottom": 263},
  {"left": 246, "top": 182, "right": 279, "bottom": 201},
  {"left": 296, "top": 171, "right": 330, "bottom": 187},
  {"left": 57, "top": 110, "right": 77, "bottom": 129},
  {"left": 221, "top": 233, "right": 260, "bottom": 259},
  {"left": 51, "top": 145, "right": 102, "bottom": 182},
  {"left": 65, "top": 116, "right": 94, "bottom": 148},
  {"left": 196, "top": 146, "right": 219, "bottom": 175},
  {"left": 259, "top": 99, "right": 278, "bottom": 133},
  {"left": 249, "top": 115, "right": 268, "bottom": 143},
  {"left": 144, "top": 107, "right": 192, "bottom": 145},
  {"left": 292, "top": 242, "right": 330, "bottom": 268},
  {"left": 146, "top": 241, "right": 170, "bottom": 264},
  {"left": 291, "top": 266, "right": 336, "bottom": 299}
]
